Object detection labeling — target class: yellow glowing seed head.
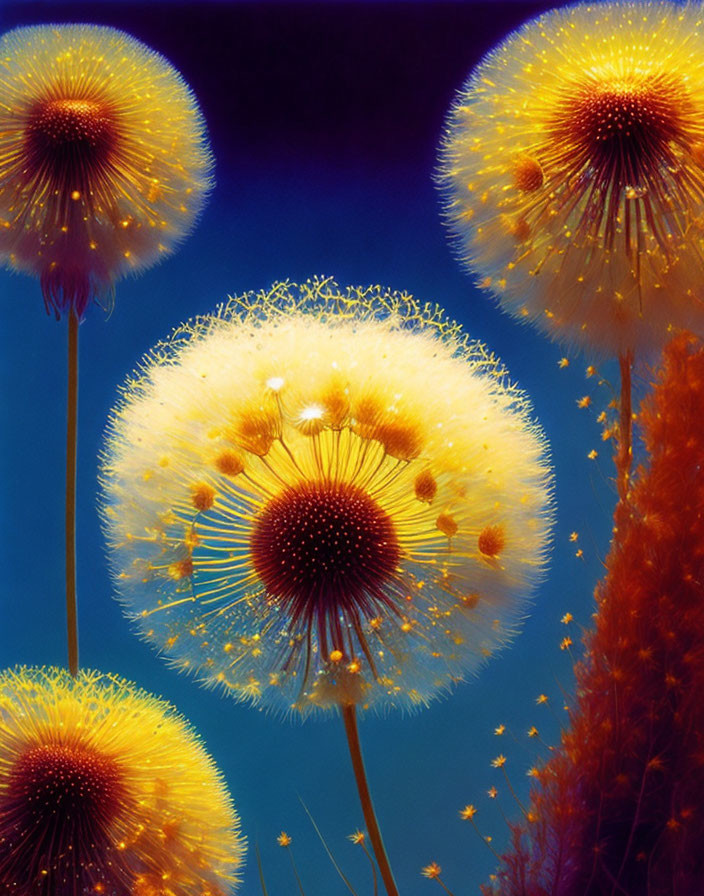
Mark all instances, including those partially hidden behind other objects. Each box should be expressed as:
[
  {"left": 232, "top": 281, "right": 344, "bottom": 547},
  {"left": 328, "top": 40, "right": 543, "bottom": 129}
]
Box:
[
  {"left": 100, "top": 277, "right": 553, "bottom": 716},
  {"left": 0, "top": 25, "right": 213, "bottom": 317},
  {"left": 437, "top": 1, "right": 704, "bottom": 355},
  {"left": 0, "top": 667, "right": 244, "bottom": 892}
]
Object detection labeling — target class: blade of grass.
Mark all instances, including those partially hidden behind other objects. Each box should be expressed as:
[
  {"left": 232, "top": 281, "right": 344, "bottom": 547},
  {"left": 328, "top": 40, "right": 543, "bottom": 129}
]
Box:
[
  {"left": 298, "top": 796, "right": 359, "bottom": 896},
  {"left": 255, "top": 840, "right": 269, "bottom": 896}
]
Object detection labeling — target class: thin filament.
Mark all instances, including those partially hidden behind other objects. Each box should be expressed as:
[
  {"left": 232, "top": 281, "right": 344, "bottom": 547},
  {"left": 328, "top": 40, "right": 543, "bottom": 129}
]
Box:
[
  {"left": 616, "top": 351, "right": 634, "bottom": 503},
  {"left": 286, "top": 847, "right": 306, "bottom": 896},
  {"left": 65, "top": 309, "right": 79, "bottom": 676}
]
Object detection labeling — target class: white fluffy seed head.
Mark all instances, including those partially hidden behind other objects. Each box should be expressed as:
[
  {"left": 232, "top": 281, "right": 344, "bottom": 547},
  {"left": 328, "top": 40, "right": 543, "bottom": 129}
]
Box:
[{"left": 101, "top": 277, "right": 554, "bottom": 716}]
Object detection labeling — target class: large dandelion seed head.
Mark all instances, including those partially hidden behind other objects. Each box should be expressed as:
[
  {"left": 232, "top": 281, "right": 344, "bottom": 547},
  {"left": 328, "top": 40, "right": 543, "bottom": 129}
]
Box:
[
  {"left": 100, "top": 278, "right": 553, "bottom": 716},
  {"left": 437, "top": 1, "right": 704, "bottom": 356},
  {"left": 0, "top": 666, "right": 244, "bottom": 894},
  {"left": 0, "top": 24, "right": 213, "bottom": 317}
]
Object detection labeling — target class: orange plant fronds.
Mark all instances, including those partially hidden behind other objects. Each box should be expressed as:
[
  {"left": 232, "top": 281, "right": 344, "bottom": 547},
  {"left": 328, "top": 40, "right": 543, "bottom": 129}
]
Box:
[{"left": 484, "top": 334, "right": 704, "bottom": 896}]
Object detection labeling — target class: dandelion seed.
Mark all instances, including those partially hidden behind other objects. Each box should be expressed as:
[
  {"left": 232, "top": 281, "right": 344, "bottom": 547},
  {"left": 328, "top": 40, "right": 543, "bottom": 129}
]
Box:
[
  {"left": 422, "top": 863, "right": 456, "bottom": 896},
  {"left": 460, "top": 799, "right": 501, "bottom": 860},
  {"left": 422, "top": 863, "right": 442, "bottom": 880},
  {"left": 350, "top": 829, "right": 378, "bottom": 895}
]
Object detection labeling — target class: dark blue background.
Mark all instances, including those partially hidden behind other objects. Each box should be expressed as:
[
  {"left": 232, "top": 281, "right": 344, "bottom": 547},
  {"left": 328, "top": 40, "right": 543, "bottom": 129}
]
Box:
[{"left": 0, "top": 2, "right": 630, "bottom": 893}]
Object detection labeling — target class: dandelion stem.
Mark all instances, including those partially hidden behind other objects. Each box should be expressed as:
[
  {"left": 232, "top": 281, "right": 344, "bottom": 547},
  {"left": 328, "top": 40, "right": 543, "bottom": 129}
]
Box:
[
  {"left": 467, "top": 816, "right": 501, "bottom": 861},
  {"left": 341, "top": 704, "right": 399, "bottom": 896},
  {"left": 65, "top": 309, "right": 79, "bottom": 676},
  {"left": 616, "top": 350, "right": 633, "bottom": 503},
  {"left": 433, "top": 876, "right": 456, "bottom": 896},
  {"left": 286, "top": 845, "right": 306, "bottom": 896},
  {"left": 360, "top": 839, "right": 379, "bottom": 896}
]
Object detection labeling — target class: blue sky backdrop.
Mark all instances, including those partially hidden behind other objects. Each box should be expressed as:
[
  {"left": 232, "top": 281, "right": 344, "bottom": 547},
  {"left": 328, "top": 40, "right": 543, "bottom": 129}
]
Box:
[{"left": 0, "top": 2, "right": 641, "bottom": 893}]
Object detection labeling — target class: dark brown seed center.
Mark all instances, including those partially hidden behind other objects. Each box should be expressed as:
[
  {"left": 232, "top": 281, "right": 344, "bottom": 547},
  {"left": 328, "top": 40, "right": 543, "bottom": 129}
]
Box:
[
  {"left": 250, "top": 481, "right": 401, "bottom": 620},
  {"left": 8, "top": 742, "right": 122, "bottom": 822},
  {"left": 0, "top": 741, "right": 125, "bottom": 887},
  {"left": 561, "top": 78, "right": 684, "bottom": 181},
  {"left": 25, "top": 97, "right": 117, "bottom": 184}
]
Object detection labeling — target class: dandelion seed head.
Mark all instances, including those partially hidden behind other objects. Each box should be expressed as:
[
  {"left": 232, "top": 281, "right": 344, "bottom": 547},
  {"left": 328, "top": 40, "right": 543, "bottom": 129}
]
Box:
[
  {"left": 437, "top": 1, "right": 704, "bottom": 355},
  {"left": 0, "top": 667, "right": 243, "bottom": 893},
  {"left": 100, "top": 278, "right": 553, "bottom": 716},
  {"left": 0, "top": 24, "right": 213, "bottom": 317}
]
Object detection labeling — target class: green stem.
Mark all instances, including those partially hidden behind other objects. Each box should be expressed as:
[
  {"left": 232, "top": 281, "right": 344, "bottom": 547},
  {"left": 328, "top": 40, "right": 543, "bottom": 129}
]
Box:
[{"left": 254, "top": 841, "right": 269, "bottom": 896}]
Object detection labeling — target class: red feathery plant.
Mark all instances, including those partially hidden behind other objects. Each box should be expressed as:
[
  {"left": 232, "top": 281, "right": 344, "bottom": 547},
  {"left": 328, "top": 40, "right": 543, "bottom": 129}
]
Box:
[
  {"left": 0, "top": 25, "right": 213, "bottom": 675},
  {"left": 483, "top": 333, "right": 704, "bottom": 896}
]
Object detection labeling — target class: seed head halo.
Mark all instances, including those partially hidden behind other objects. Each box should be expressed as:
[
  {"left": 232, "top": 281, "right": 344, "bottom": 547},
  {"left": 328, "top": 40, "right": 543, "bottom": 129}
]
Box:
[
  {"left": 0, "top": 666, "right": 244, "bottom": 893},
  {"left": 100, "top": 277, "right": 554, "bottom": 717},
  {"left": 0, "top": 24, "right": 213, "bottom": 318},
  {"left": 437, "top": 0, "right": 704, "bottom": 356}
]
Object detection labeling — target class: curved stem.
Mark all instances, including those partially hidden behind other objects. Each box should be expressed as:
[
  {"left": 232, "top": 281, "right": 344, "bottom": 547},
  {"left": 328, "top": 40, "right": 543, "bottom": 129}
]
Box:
[
  {"left": 360, "top": 841, "right": 379, "bottom": 896},
  {"left": 341, "top": 704, "right": 399, "bottom": 896},
  {"left": 616, "top": 351, "right": 633, "bottom": 503},
  {"left": 65, "top": 309, "right": 79, "bottom": 676}
]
